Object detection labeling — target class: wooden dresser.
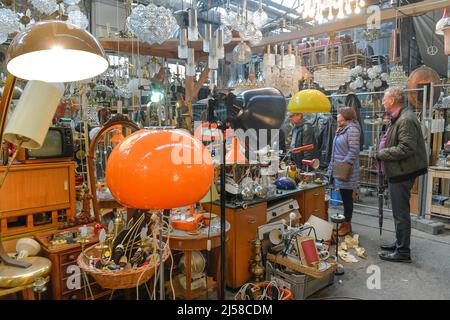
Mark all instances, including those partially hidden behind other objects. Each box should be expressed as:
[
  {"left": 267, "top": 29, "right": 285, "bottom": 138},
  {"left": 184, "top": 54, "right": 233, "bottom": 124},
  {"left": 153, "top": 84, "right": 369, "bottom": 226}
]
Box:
[
  {"left": 204, "top": 185, "right": 327, "bottom": 288},
  {"left": 0, "top": 162, "right": 76, "bottom": 238},
  {"left": 35, "top": 226, "right": 111, "bottom": 300}
]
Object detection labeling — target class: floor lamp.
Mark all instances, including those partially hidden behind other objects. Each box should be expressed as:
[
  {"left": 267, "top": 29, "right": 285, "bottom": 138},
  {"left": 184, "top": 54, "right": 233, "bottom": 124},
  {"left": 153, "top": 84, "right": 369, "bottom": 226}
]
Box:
[
  {"left": 0, "top": 20, "right": 109, "bottom": 268},
  {"left": 104, "top": 129, "right": 214, "bottom": 300},
  {"left": 222, "top": 87, "right": 287, "bottom": 297}
]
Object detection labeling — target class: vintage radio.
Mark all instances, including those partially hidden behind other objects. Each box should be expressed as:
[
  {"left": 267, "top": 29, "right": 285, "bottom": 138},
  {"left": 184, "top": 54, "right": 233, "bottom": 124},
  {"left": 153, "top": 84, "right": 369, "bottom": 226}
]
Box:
[{"left": 17, "top": 127, "right": 74, "bottom": 163}]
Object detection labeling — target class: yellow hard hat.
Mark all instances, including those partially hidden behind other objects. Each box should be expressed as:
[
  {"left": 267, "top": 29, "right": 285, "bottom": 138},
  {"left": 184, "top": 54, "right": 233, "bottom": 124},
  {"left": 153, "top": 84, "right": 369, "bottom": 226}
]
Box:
[{"left": 288, "top": 89, "right": 331, "bottom": 113}]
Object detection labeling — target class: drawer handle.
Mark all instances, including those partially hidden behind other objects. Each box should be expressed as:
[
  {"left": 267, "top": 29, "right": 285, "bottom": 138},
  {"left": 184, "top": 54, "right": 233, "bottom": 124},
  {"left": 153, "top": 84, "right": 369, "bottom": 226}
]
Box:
[
  {"left": 248, "top": 218, "right": 256, "bottom": 224},
  {"left": 314, "top": 209, "right": 320, "bottom": 212},
  {"left": 69, "top": 254, "right": 76, "bottom": 261},
  {"left": 314, "top": 193, "right": 320, "bottom": 196},
  {"left": 71, "top": 294, "right": 78, "bottom": 300}
]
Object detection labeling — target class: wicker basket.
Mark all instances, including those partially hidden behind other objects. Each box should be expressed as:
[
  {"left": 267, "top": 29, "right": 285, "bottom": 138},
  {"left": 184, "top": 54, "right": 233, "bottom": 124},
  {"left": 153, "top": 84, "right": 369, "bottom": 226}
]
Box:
[{"left": 77, "top": 245, "right": 169, "bottom": 290}]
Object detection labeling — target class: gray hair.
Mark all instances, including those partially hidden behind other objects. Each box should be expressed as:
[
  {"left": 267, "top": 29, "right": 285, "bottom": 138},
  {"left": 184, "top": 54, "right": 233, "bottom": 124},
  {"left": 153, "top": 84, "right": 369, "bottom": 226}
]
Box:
[{"left": 385, "top": 87, "right": 405, "bottom": 105}]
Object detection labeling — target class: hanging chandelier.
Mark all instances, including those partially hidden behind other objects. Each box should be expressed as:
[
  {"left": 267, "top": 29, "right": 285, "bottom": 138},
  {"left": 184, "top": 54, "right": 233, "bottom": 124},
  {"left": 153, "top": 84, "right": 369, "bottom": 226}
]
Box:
[
  {"left": 387, "top": 64, "right": 408, "bottom": 89},
  {"left": 297, "top": 0, "right": 366, "bottom": 24},
  {"left": 313, "top": 33, "right": 351, "bottom": 91}
]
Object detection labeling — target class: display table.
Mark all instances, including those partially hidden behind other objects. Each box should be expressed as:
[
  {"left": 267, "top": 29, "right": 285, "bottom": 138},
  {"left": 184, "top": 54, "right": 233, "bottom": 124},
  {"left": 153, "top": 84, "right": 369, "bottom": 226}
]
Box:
[
  {"left": 203, "top": 183, "right": 327, "bottom": 288},
  {"left": 426, "top": 167, "right": 450, "bottom": 218},
  {"left": 165, "top": 222, "right": 230, "bottom": 300}
]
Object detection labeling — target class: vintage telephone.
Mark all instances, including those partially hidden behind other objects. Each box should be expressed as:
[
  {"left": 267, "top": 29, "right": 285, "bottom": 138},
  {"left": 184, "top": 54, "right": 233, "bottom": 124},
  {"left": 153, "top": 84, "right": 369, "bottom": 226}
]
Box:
[{"left": 170, "top": 207, "right": 204, "bottom": 232}]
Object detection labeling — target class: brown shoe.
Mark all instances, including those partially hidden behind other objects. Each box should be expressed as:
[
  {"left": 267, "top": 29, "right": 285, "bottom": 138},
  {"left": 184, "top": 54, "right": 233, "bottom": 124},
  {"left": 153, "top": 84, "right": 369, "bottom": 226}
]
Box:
[{"left": 338, "top": 221, "right": 352, "bottom": 236}]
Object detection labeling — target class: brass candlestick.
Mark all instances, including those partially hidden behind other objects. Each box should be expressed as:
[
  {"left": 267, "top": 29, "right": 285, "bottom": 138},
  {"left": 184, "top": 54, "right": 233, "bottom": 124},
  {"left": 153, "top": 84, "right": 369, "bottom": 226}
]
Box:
[{"left": 251, "top": 239, "right": 265, "bottom": 282}]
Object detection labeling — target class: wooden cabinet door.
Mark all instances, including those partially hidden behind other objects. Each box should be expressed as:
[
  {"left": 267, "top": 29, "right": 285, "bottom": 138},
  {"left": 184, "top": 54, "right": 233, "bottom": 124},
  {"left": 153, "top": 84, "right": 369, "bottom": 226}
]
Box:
[
  {"left": 233, "top": 203, "right": 266, "bottom": 288},
  {"left": 0, "top": 166, "right": 70, "bottom": 213},
  {"left": 303, "top": 188, "right": 326, "bottom": 221}
]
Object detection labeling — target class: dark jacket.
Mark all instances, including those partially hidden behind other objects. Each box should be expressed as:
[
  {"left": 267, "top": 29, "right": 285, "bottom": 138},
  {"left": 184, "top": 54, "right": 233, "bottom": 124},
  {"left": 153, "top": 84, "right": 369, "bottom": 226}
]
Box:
[
  {"left": 378, "top": 107, "right": 428, "bottom": 183},
  {"left": 291, "top": 120, "right": 318, "bottom": 168},
  {"left": 315, "top": 115, "right": 337, "bottom": 169}
]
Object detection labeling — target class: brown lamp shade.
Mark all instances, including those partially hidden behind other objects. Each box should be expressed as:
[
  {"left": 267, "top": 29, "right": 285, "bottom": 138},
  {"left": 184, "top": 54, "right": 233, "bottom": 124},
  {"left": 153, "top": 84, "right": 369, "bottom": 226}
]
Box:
[{"left": 6, "top": 21, "right": 109, "bottom": 82}]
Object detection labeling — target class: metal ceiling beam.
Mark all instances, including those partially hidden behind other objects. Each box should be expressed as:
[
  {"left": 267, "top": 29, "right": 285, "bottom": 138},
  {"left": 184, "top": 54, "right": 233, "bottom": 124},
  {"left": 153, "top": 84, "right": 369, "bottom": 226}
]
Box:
[{"left": 254, "top": 0, "right": 450, "bottom": 48}]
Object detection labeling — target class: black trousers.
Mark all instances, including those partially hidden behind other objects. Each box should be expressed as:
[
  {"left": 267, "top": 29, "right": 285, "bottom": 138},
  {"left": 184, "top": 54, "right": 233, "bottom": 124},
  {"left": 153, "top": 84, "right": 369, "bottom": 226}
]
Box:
[
  {"left": 339, "top": 189, "right": 354, "bottom": 222},
  {"left": 388, "top": 177, "right": 415, "bottom": 254}
]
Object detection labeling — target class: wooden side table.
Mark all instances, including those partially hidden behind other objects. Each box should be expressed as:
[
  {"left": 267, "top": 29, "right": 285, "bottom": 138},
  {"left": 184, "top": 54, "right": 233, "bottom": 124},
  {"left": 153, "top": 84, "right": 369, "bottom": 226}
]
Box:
[
  {"left": 426, "top": 167, "right": 450, "bottom": 218},
  {"left": 166, "top": 222, "right": 230, "bottom": 300},
  {"left": 35, "top": 225, "right": 111, "bottom": 300}
]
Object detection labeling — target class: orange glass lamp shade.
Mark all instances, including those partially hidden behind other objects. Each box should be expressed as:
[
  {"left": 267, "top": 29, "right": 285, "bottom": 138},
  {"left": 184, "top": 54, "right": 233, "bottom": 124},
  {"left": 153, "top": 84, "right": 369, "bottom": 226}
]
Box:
[
  {"left": 6, "top": 21, "right": 108, "bottom": 82},
  {"left": 288, "top": 89, "right": 331, "bottom": 114},
  {"left": 105, "top": 129, "right": 214, "bottom": 209}
]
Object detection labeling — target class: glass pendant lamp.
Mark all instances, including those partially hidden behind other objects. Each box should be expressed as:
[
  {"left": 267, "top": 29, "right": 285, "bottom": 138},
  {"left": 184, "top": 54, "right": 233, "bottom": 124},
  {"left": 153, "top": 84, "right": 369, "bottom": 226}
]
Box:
[
  {"left": 203, "top": 24, "right": 212, "bottom": 53},
  {"left": 178, "top": 28, "right": 188, "bottom": 59},
  {"left": 188, "top": 7, "right": 199, "bottom": 41}
]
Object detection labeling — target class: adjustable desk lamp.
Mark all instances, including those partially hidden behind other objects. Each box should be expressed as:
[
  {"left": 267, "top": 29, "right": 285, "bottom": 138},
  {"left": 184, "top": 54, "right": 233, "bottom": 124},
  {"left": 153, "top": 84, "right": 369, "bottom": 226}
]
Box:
[{"left": 0, "top": 21, "right": 108, "bottom": 268}]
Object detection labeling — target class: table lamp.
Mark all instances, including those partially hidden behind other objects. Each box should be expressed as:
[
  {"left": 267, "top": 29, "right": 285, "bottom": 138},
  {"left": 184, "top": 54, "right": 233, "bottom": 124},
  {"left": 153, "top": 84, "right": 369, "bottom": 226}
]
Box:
[{"left": 0, "top": 20, "right": 108, "bottom": 268}]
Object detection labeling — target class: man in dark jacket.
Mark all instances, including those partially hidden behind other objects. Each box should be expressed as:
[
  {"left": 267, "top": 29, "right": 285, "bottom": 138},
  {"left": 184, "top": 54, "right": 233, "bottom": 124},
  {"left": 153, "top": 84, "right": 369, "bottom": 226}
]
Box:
[
  {"left": 377, "top": 87, "right": 428, "bottom": 263},
  {"left": 288, "top": 113, "right": 317, "bottom": 169}
]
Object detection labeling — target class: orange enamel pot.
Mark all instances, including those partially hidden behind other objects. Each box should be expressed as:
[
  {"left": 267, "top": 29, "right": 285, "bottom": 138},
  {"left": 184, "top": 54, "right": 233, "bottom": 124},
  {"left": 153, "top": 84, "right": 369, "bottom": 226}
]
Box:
[{"left": 105, "top": 129, "right": 214, "bottom": 209}]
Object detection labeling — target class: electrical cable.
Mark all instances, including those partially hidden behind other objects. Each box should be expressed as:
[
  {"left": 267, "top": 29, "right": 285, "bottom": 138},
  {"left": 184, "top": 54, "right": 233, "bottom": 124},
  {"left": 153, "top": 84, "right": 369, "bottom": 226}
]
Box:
[{"left": 308, "top": 296, "right": 365, "bottom": 300}]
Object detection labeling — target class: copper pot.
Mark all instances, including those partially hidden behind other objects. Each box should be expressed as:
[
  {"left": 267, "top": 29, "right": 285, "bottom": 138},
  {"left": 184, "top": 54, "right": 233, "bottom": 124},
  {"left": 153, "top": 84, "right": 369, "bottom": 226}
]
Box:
[{"left": 406, "top": 65, "right": 441, "bottom": 108}]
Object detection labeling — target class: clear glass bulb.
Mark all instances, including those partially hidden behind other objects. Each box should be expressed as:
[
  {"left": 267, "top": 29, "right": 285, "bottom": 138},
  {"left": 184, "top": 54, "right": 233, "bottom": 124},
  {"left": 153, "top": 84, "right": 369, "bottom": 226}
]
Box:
[
  {"left": 355, "top": 4, "right": 361, "bottom": 14},
  {"left": 359, "top": 0, "right": 366, "bottom": 7}
]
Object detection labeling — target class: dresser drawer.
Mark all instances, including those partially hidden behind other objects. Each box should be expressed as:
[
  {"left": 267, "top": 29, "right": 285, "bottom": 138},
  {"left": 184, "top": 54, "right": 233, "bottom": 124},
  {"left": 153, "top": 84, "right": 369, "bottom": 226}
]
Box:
[
  {"left": 60, "top": 249, "right": 81, "bottom": 265},
  {"left": 61, "top": 282, "right": 108, "bottom": 300},
  {"left": 304, "top": 189, "right": 325, "bottom": 214}
]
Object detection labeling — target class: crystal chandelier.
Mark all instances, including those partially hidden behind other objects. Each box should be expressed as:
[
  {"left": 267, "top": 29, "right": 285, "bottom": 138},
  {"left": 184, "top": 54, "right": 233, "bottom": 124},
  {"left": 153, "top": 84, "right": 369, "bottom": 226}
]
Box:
[
  {"left": 263, "top": 44, "right": 309, "bottom": 96},
  {"left": 313, "top": 33, "right": 351, "bottom": 91},
  {"left": 126, "top": 4, "right": 178, "bottom": 45},
  {"left": 0, "top": 1, "right": 91, "bottom": 44},
  {"left": 314, "top": 66, "right": 351, "bottom": 91},
  {"left": 0, "top": 8, "right": 21, "bottom": 44},
  {"left": 297, "top": 0, "right": 366, "bottom": 24},
  {"left": 220, "top": 0, "right": 266, "bottom": 45},
  {"left": 387, "top": 64, "right": 408, "bottom": 89}
]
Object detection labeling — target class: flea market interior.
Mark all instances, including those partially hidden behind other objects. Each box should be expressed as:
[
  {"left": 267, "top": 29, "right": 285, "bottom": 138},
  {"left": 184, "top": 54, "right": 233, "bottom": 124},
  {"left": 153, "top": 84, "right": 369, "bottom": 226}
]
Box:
[{"left": 0, "top": 0, "right": 449, "bottom": 301}]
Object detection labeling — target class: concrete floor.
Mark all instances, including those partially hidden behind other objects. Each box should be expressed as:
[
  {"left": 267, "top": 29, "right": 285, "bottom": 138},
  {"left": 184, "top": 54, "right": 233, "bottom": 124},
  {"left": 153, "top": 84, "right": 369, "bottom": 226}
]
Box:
[{"left": 309, "top": 206, "right": 450, "bottom": 300}]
